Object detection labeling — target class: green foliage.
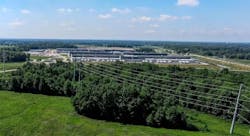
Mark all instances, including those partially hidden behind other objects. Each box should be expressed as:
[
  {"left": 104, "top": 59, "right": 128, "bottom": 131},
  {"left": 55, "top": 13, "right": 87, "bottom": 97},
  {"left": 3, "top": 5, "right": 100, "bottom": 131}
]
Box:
[
  {"left": 0, "top": 62, "right": 24, "bottom": 70},
  {"left": 5, "top": 62, "right": 250, "bottom": 129},
  {"left": 73, "top": 75, "right": 191, "bottom": 130},
  {"left": 164, "top": 44, "right": 250, "bottom": 60},
  {"left": 0, "top": 39, "right": 77, "bottom": 51},
  {"left": 8, "top": 62, "right": 79, "bottom": 96},
  {"left": 0, "top": 91, "right": 249, "bottom": 136},
  {"left": 0, "top": 47, "right": 29, "bottom": 62},
  {"left": 136, "top": 47, "right": 155, "bottom": 53}
]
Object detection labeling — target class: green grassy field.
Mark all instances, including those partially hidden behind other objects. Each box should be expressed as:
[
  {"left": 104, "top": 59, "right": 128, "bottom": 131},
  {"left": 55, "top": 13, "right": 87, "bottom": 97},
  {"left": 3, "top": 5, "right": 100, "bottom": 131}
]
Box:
[
  {"left": 30, "top": 55, "right": 50, "bottom": 61},
  {"left": 226, "top": 59, "right": 250, "bottom": 65},
  {"left": 191, "top": 55, "right": 250, "bottom": 71},
  {"left": 0, "top": 62, "right": 24, "bottom": 70},
  {"left": 0, "top": 91, "right": 249, "bottom": 136}
]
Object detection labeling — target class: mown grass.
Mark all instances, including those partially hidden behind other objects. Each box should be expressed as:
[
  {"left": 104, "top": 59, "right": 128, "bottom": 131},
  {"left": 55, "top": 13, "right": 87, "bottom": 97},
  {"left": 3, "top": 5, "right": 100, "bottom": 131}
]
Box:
[
  {"left": 226, "top": 59, "right": 250, "bottom": 65},
  {"left": 30, "top": 55, "right": 50, "bottom": 61},
  {"left": 0, "top": 91, "right": 249, "bottom": 136},
  {"left": 0, "top": 62, "right": 24, "bottom": 70},
  {"left": 192, "top": 55, "right": 250, "bottom": 71}
]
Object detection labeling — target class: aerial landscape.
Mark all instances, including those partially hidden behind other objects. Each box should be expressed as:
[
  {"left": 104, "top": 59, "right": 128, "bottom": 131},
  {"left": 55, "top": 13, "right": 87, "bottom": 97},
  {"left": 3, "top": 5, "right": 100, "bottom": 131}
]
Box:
[{"left": 0, "top": 0, "right": 250, "bottom": 136}]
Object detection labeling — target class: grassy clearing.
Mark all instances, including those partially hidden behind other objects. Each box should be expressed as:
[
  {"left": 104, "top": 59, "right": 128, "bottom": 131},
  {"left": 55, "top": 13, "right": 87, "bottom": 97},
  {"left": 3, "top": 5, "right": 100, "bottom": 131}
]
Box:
[
  {"left": 0, "top": 91, "right": 249, "bottom": 136},
  {"left": 30, "top": 55, "right": 50, "bottom": 61},
  {"left": 192, "top": 55, "right": 250, "bottom": 71},
  {"left": 0, "top": 62, "right": 24, "bottom": 70},
  {"left": 226, "top": 59, "right": 250, "bottom": 65}
]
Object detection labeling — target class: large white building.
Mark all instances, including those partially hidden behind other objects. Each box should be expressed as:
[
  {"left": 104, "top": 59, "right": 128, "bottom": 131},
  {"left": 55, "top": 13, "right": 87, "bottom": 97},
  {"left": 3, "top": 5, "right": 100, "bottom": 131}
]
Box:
[{"left": 57, "top": 48, "right": 199, "bottom": 64}]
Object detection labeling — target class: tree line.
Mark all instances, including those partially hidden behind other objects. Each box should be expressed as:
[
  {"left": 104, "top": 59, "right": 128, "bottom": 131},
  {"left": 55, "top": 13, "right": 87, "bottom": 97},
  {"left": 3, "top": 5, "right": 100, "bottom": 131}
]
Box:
[
  {"left": 1, "top": 62, "right": 250, "bottom": 129},
  {"left": 0, "top": 39, "right": 77, "bottom": 51},
  {"left": 164, "top": 44, "right": 250, "bottom": 60},
  {"left": 0, "top": 47, "right": 30, "bottom": 62}
]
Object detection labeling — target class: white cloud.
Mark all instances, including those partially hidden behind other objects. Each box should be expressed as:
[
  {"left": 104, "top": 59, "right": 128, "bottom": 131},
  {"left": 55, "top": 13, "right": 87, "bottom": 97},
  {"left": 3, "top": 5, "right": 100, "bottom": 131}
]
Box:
[
  {"left": 21, "top": 9, "right": 31, "bottom": 14},
  {"left": 132, "top": 14, "right": 191, "bottom": 23},
  {"left": 158, "top": 14, "right": 178, "bottom": 21},
  {"left": 98, "top": 14, "right": 112, "bottom": 19},
  {"left": 150, "top": 24, "right": 160, "bottom": 28},
  {"left": 132, "top": 16, "right": 152, "bottom": 22},
  {"left": 157, "top": 15, "right": 192, "bottom": 21},
  {"left": 8, "top": 20, "right": 24, "bottom": 28},
  {"left": 57, "top": 8, "right": 80, "bottom": 14},
  {"left": 177, "top": 0, "right": 199, "bottom": 7},
  {"left": 111, "top": 8, "right": 131, "bottom": 14},
  {"left": 140, "top": 16, "right": 152, "bottom": 21}
]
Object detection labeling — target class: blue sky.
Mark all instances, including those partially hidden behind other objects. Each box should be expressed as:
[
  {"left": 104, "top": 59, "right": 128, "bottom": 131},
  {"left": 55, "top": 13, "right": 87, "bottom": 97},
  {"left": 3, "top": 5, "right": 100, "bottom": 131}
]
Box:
[{"left": 0, "top": 0, "right": 250, "bottom": 42}]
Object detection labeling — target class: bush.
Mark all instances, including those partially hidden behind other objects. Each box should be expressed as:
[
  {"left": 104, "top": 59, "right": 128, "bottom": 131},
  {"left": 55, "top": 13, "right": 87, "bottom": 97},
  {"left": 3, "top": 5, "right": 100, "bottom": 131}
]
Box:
[{"left": 73, "top": 76, "right": 194, "bottom": 130}]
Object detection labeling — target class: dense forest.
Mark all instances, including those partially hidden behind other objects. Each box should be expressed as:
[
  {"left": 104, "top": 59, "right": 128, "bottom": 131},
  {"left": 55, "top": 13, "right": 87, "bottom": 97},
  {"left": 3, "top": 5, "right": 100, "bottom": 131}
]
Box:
[
  {"left": 0, "top": 47, "right": 29, "bottom": 62},
  {"left": 0, "top": 39, "right": 76, "bottom": 51},
  {"left": 73, "top": 74, "right": 191, "bottom": 129},
  {"left": 8, "top": 62, "right": 77, "bottom": 96},
  {"left": 164, "top": 44, "right": 250, "bottom": 60},
  {"left": 1, "top": 62, "right": 250, "bottom": 129},
  {"left": 135, "top": 47, "right": 155, "bottom": 53},
  {"left": 76, "top": 63, "right": 250, "bottom": 124}
]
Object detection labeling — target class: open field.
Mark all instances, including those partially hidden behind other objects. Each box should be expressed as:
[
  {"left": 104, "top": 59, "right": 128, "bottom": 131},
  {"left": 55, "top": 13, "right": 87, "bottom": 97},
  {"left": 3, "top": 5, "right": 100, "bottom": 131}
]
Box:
[
  {"left": 30, "top": 55, "right": 51, "bottom": 61},
  {"left": 226, "top": 59, "right": 250, "bottom": 65},
  {"left": 192, "top": 54, "right": 250, "bottom": 71},
  {"left": 0, "top": 91, "right": 249, "bottom": 136},
  {"left": 0, "top": 62, "right": 24, "bottom": 71}
]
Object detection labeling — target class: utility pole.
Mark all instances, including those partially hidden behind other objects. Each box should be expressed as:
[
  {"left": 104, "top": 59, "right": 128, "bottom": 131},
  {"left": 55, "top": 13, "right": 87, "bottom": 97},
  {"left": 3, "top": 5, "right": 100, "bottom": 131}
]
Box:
[
  {"left": 78, "top": 63, "right": 82, "bottom": 92},
  {"left": 73, "top": 58, "right": 76, "bottom": 82},
  {"left": 230, "top": 84, "right": 243, "bottom": 135},
  {"left": 78, "top": 65, "right": 80, "bottom": 82},
  {"left": 2, "top": 49, "right": 6, "bottom": 78}
]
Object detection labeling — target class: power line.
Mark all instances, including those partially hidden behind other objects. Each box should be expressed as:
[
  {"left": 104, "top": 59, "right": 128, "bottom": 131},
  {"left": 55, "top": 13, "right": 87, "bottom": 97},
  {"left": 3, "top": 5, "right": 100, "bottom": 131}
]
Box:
[
  {"left": 102, "top": 63, "right": 239, "bottom": 93},
  {"left": 81, "top": 67, "right": 250, "bottom": 124},
  {"left": 82, "top": 66, "right": 250, "bottom": 112},
  {"left": 82, "top": 67, "right": 238, "bottom": 111},
  {"left": 239, "top": 103, "right": 250, "bottom": 113},
  {"left": 130, "top": 63, "right": 244, "bottom": 91},
  {"left": 98, "top": 63, "right": 250, "bottom": 102},
  {"left": 81, "top": 68, "right": 235, "bottom": 113},
  {"left": 121, "top": 64, "right": 250, "bottom": 102},
  {"left": 81, "top": 63, "right": 250, "bottom": 129},
  {"left": 91, "top": 64, "right": 250, "bottom": 103},
  {"left": 238, "top": 114, "right": 250, "bottom": 124},
  {"left": 112, "top": 62, "right": 243, "bottom": 86},
  {"left": 99, "top": 64, "right": 238, "bottom": 95},
  {"left": 242, "top": 86, "right": 250, "bottom": 93},
  {"left": 88, "top": 64, "right": 250, "bottom": 104},
  {"left": 241, "top": 95, "right": 250, "bottom": 102}
]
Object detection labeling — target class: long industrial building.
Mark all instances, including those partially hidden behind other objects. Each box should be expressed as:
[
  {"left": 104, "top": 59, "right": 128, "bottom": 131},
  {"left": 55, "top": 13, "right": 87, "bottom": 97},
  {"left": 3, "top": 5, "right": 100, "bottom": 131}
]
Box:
[{"left": 57, "top": 48, "right": 199, "bottom": 64}]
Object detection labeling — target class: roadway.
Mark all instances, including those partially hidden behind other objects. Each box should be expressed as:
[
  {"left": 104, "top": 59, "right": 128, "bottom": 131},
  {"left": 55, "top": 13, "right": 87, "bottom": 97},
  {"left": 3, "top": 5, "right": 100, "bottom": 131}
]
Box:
[{"left": 0, "top": 69, "right": 17, "bottom": 73}]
